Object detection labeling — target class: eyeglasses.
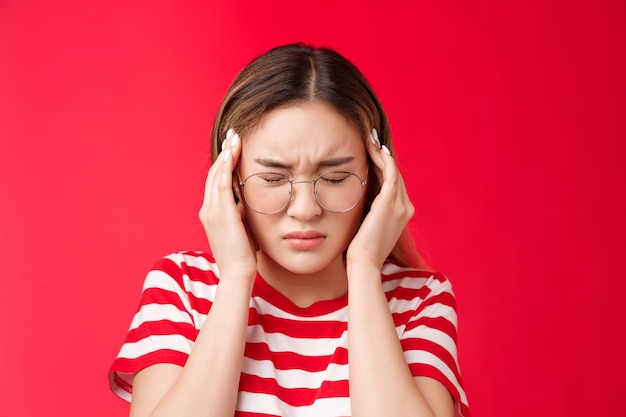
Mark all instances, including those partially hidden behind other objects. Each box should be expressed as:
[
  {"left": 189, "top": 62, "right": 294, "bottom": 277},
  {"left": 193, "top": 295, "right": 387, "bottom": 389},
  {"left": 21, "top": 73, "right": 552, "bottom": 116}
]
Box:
[{"left": 239, "top": 171, "right": 367, "bottom": 215}]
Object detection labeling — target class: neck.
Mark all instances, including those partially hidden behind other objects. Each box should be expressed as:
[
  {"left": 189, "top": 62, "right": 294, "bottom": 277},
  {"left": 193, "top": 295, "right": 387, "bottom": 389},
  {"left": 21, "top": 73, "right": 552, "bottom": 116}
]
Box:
[{"left": 256, "top": 251, "right": 348, "bottom": 308}]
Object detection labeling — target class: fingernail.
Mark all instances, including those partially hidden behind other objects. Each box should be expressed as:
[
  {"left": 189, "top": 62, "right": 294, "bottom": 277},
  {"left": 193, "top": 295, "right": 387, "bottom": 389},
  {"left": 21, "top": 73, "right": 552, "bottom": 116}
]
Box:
[
  {"left": 382, "top": 145, "right": 391, "bottom": 155},
  {"left": 370, "top": 128, "right": 381, "bottom": 148},
  {"left": 222, "top": 128, "right": 235, "bottom": 150},
  {"left": 223, "top": 149, "right": 232, "bottom": 162},
  {"left": 231, "top": 133, "right": 239, "bottom": 148}
]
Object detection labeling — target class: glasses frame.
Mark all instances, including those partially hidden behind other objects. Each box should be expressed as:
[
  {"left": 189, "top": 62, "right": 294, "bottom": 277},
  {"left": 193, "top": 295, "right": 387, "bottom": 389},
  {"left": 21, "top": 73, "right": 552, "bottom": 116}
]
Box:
[{"left": 238, "top": 171, "right": 368, "bottom": 215}]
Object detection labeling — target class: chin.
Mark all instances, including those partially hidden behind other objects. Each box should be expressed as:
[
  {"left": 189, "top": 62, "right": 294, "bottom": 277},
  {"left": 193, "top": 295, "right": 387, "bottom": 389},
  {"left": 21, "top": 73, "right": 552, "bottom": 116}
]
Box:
[
  {"left": 281, "top": 257, "right": 333, "bottom": 275},
  {"left": 262, "top": 249, "right": 345, "bottom": 277}
]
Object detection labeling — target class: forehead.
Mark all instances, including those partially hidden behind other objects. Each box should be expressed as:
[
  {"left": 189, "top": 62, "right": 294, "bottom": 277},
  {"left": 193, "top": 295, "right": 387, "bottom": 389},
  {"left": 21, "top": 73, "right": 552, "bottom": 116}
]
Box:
[{"left": 240, "top": 101, "right": 366, "bottom": 166}]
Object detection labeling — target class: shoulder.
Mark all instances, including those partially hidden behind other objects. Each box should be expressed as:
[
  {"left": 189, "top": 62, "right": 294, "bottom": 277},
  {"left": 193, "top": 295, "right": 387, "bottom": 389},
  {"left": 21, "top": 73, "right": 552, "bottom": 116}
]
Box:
[
  {"left": 381, "top": 263, "right": 457, "bottom": 317},
  {"left": 381, "top": 263, "right": 453, "bottom": 296},
  {"left": 142, "top": 251, "right": 221, "bottom": 292},
  {"left": 153, "top": 250, "right": 218, "bottom": 273}
]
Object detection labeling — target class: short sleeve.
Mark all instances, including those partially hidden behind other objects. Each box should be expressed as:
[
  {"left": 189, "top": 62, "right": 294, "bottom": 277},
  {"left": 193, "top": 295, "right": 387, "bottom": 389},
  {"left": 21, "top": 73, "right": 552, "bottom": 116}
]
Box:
[
  {"left": 383, "top": 265, "right": 471, "bottom": 417},
  {"left": 108, "top": 252, "right": 217, "bottom": 401}
]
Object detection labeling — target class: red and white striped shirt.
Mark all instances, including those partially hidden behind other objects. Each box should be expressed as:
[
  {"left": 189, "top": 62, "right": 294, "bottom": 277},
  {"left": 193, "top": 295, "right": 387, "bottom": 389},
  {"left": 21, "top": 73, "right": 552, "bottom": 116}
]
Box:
[{"left": 109, "top": 251, "right": 470, "bottom": 417}]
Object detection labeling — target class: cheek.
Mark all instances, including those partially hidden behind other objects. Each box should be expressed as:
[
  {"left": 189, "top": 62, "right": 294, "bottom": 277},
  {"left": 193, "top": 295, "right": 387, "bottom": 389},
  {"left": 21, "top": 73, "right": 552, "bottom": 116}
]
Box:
[
  {"left": 352, "top": 207, "right": 366, "bottom": 233},
  {"left": 336, "top": 208, "right": 365, "bottom": 242},
  {"left": 243, "top": 208, "right": 274, "bottom": 243}
]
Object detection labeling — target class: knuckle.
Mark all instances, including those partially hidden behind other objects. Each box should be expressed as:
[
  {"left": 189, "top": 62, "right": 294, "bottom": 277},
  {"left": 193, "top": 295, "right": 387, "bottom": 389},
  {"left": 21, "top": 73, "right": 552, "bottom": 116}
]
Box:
[
  {"left": 406, "top": 204, "right": 415, "bottom": 219},
  {"left": 198, "top": 202, "right": 217, "bottom": 221},
  {"left": 216, "top": 181, "right": 231, "bottom": 193},
  {"left": 395, "top": 202, "right": 415, "bottom": 220},
  {"left": 198, "top": 207, "right": 208, "bottom": 223}
]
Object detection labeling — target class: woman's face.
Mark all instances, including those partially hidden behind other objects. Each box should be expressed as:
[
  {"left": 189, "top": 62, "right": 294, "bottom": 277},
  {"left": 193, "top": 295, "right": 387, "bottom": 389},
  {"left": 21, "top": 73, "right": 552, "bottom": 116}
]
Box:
[{"left": 238, "top": 101, "right": 369, "bottom": 279}]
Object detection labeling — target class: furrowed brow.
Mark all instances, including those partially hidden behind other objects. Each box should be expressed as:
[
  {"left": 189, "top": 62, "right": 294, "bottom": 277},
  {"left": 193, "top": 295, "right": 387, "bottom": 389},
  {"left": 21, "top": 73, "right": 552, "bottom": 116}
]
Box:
[
  {"left": 253, "top": 156, "right": 355, "bottom": 169},
  {"left": 253, "top": 158, "right": 292, "bottom": 169},
  {"left": 319, "top": 156, "right": 355, "bottom": 167}
]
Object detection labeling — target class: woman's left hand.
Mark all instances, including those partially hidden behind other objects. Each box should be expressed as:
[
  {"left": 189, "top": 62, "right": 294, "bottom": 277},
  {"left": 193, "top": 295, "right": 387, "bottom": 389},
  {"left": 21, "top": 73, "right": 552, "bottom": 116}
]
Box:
[{"left": 346, "top": 129, "right": 415, "bottom": 270}]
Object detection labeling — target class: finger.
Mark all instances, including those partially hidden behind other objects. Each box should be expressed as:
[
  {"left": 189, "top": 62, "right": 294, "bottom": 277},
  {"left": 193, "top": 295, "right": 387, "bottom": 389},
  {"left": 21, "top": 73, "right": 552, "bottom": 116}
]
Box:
[
  {"left": 379, "top": 145, "right": 399, "bottom": 190},
  {"left": 367, "top": 130, "right": 399, "bottom": 191},
  {"left": 201, "top": 130, "right": 241, "bottom": 217},
  {"left": 214, "top": 131, "right": 242, "bottom": 206},
  {"left": 220, "top": 127, "right": 235, "bottom": 151},
  {"left": 367, "top": 132, "right": 411, "bottom": 212},
  {"left": 376, "top": 143, "right": 411, "bottom": 203},
  {"left": 365, "top": 129, "right": 401, "bottom": 210},
  {"left": 380, "top": 149, "right": 411, "bottom": 208},
  {"left": 366, "top": 128, "right": 385, "bottom": 184},
  {"left": 378, "top": 147, "right": 415, "bottom": 219}
]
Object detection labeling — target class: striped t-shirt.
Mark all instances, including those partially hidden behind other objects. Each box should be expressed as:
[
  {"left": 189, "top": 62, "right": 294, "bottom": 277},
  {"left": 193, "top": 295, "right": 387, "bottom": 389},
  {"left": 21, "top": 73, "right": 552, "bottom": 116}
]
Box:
[{"left": 109, "top": 251, "right": 470, "bottom": 417}]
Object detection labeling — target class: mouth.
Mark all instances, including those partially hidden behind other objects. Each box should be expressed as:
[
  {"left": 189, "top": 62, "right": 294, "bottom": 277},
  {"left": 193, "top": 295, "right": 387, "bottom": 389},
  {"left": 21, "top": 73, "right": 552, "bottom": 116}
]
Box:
[{"left": 283, "top": 231, "right": 326, "bottom": 250}]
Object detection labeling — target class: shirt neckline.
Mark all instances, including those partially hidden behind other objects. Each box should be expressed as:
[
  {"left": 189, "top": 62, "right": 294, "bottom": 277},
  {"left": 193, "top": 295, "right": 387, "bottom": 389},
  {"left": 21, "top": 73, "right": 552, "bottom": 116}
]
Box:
[{"left": 252, "top": 273, "right": 348, "bottom": 317}]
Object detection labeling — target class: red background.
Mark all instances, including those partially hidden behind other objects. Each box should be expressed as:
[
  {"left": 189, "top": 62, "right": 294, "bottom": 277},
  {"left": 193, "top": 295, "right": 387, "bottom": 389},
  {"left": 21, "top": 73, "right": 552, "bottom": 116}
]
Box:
[{"left": 1, "top": 1, "right": 624, "bottom": 416}]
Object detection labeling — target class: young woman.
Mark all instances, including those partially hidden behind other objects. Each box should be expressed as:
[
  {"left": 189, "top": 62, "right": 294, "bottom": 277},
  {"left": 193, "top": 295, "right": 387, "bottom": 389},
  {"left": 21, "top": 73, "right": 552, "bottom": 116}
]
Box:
[{"left": 109, "top": 43, "right": 470, "bottom": 417}]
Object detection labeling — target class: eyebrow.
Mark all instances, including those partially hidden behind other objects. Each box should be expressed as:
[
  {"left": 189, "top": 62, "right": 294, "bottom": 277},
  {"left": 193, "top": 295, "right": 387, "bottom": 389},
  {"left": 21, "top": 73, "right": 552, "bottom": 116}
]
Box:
[{"left": 253, "top": 156, "right": 355, "bottom": 169}]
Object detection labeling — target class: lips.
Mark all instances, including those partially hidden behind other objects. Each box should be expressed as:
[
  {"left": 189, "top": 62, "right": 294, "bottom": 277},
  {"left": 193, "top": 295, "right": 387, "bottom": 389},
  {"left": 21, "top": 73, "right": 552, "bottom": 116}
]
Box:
[{"left": 283, "top": 231, "right": 326, "bottom": 250}]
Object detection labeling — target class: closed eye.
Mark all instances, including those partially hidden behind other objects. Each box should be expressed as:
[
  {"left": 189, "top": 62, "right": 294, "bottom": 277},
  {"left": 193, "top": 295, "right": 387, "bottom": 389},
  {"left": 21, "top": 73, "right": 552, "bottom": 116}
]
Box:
[
  {"left": 257, "top": 173, "right": 289, "bottom": 184},
  {"left": 319, "top": 172, "right": 351, "bottom": 184}
]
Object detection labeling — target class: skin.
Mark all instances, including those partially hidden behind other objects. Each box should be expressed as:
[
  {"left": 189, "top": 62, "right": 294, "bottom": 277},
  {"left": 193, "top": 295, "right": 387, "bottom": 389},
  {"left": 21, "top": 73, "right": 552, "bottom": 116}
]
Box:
[
  {"left": 129, "top": 101, "right": 454, "bottom": 417},
  {"left": 237, "top": 101, "right": 368, "bottom": 307}
]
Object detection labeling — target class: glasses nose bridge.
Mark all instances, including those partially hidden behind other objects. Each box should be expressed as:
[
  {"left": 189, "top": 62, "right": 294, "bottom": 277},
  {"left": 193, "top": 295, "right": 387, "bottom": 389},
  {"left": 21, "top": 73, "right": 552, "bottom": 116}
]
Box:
[
  {"left": 290, "top": 178, "right": 316, "bottom": 186},
  {"left": 289, "top": 177, "right": 318, "bottom": 193},
  {"left": 289, "top": 178, "right": 319, "bottom": 194},
  {"left": 288, "top": 177, "right": 320, "bottom": 208}
]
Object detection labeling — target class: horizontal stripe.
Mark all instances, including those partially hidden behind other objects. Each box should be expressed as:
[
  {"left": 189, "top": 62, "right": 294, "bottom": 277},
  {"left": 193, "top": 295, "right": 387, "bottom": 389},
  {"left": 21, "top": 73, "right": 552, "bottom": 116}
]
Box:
[
  {"left": 241, "top": 376, "right": 349, "bottom": 406},
  {"left": 118, "top": 334, "right": 193, "bottom": 360},
  {"left": 405, "top": 350, "right": 467, "bottom": 405},
  {"left": 246, "top": 324, "right": 347, "bottom": 356},
  {"left": 402, "top": 337, "right": 461, "bottom": 380},
  {"left": 241, "top": 356, "right": 348, "bottom": 389},
  {"left": 140, "top": 286, "right": 188, "bottom": 309},
  {"left": 245, "top": 342, "right": 349, "bottom": 371},
  {"left": 387, "top": 295, "right": 447, "bottom": 317},
  {"left": 237, "top": 391, "right": 351, "bottom": 417},
  {"left": 401, "top": 324, "right": 458, "bottom": 359},
  {"left": 404, "top": 302, "right": 458, "bottom": 329},
  {"left": 112, "top": 349, "right": 188, "bottom": 374},
  {"left": 382, "top": 268, "right": 446, "bottom": 285},
  {"left": 163, "top": 251, "right": 220, "bottom": 273},
  {"left": 409, "top": 363, "right": 470, "bottom": 417},
  {"left": 248, "top": 309, "right": 347, "bottom": 339},
  {"left": 251, "top": 294, "right": 348, "bottom": 321},
  {"left": 382, "top": 274, "right": 437, "bottom": 292},
  {"left": 142, "top": 270, "right": 194, "bottom": 311},
  {"left": 144, "top": 269, "right": 215, "bottom": 306},
  {"left": 381, "top": 262, "right": 431, "bottom": 276},
  {"left": 129, "top": 303, "right": 193, "bottom": 330},
  {"left": 386, "top": 283, "right": 432, "bottom": 301},
  {"left": 125, "top": 319, "right": 198, "bottom": 344},
  {"left": 404, "top": 315, "right": 458, "bottom": 343}
]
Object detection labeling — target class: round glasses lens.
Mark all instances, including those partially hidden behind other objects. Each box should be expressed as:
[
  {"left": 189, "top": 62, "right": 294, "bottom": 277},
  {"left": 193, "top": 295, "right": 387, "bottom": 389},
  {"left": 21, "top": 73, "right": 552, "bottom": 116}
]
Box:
[
  {"left": 315, "top": 172, "right": 364, "bottom": 212},
  {"left": 242, "top": 173, "right": 291, "bottom": 214}
]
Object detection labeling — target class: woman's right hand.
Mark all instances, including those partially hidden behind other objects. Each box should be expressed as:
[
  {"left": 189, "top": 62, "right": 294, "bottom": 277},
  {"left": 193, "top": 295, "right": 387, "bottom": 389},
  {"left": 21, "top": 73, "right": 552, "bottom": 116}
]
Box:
[
  {"left": 198, "top": 129, "right": 257, "bottom": 282},
  {"left": 130, "top": 130, "right": 256, "bottom": 417}
]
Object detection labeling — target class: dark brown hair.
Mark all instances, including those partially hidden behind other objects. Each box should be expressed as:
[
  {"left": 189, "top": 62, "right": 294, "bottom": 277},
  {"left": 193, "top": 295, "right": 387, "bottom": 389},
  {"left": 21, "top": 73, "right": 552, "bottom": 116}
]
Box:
[{"left": 211, "top": 43, "right": 426, "bottom": 269}]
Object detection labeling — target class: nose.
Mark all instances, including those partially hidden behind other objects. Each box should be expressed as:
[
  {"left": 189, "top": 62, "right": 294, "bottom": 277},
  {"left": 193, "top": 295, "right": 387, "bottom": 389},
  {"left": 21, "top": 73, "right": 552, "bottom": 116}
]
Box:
[{"left": 286, "top": 181, "right": 322, "bottom": 220}]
